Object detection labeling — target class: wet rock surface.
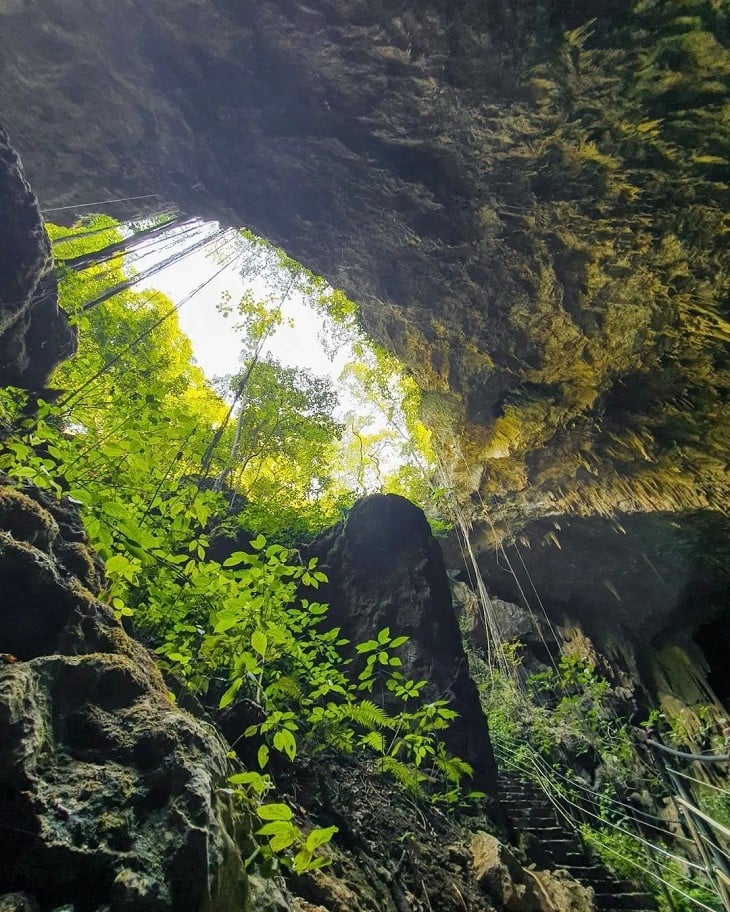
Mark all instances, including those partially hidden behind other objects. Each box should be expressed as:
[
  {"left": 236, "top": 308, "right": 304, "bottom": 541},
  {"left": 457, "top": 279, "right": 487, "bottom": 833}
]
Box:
[
  {"left": 308, "top": 493, "right": 498, "bottom": 794},
  {"left": 0, "top": 123, "right": 75, "bottom": 387},
  {"left": 0, "top": 483, "right": 249, "bottom": 912},
  {"left": 445, "top": 509, "right": 730, "bottom": 697}
]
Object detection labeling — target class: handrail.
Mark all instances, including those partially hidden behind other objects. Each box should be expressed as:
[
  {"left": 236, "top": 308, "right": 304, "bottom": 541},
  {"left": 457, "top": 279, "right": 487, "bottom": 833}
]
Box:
[
  {"left": 646, "top": 739, "right": 730, "bottom": 763},
  {"left": 676, "top": 797, "right": 730, "bottom": 841},
  {"left": 494, "top": 740, "right": 727, "bottom": 909}
]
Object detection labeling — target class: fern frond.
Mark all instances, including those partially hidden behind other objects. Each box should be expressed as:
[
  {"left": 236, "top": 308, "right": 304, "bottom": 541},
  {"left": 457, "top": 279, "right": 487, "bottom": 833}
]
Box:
[
  {"left": 344, "top": 700, "right": 397, "bottom": 731},
  {"left": 267, "top": 675, "right": 303, "bottom": 701},
  {"left": 379, "top": 755, "right": 426, "bottom": 796},
  {"left": 360, "top": 730, "right": 386, "bottom": 753}
]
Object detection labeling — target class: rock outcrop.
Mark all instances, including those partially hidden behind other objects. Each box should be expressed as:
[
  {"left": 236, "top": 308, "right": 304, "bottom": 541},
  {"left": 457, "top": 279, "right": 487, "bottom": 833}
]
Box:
[
  {"left": 0, "top": 124, "right": 76, "bottom": 387},
  {"left": 268, "top": 753, "right": 590, "bottom": 912},
  {"left": 0, "top": 483, "right": 250, "bottom": 912},
  {"left": 308, "top": 493, "right": 498, "bottom": 794}
]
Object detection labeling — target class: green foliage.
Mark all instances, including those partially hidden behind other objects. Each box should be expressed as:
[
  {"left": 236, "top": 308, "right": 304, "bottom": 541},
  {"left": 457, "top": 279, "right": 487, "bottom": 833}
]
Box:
[
  {"left": 0, "top": 216, "right": 474, "bottom": 871},
  {"left": 469, "top": 639, "right": 724, "bottom": 910},
  {"left": 581, "top": 825, "right": 721, "bottom": 912},
  {"left": 232, "top": 228, "right": 448, "bottom": 531}
]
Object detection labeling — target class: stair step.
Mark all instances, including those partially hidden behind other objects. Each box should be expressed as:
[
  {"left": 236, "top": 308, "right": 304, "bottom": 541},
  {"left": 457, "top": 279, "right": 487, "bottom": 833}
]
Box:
[
  {"left": 504, "top": 800, "right": 547, "bottom": 809},
  {"left": 593, "top": 893, "right": 657, "bottom": 910},
  {"left": 509, "top": 814, "right": 559, "bottom": 828}
]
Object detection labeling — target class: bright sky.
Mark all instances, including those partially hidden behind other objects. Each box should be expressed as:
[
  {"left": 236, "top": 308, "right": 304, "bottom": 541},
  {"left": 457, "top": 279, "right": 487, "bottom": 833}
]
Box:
[
  {"left": 131, "top": 220, "right": 418, "bottom": 487},
  {"left": 135, "top": 222, "right": 347, "bottom": 383}
]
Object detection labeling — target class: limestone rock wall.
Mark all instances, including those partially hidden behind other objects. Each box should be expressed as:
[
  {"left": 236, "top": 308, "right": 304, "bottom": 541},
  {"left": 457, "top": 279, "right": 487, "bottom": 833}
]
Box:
[
  {"left": 0, "top": 124, "right": 76, "bottom": 387},
  {"left": 0, "top": 483, "right": 250, "bottom": 912},
  {"left": 1, "top": 1, "right": 726, "bottom": 650}
]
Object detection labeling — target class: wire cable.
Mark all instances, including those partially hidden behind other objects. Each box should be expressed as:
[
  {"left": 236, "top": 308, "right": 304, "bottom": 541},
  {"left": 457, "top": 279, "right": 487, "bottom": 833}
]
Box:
[
  {"left": 523, "top": 759, "right": 721, "bottom": 900},
  {"left": 42, "top": 194, "right": 161, "bottom": 213},
  {"left": 57, "top": 238, "right": 240, "bottom": 411},
  {"left": 668, "top": 768, "right": 730, "bottom": 796}
]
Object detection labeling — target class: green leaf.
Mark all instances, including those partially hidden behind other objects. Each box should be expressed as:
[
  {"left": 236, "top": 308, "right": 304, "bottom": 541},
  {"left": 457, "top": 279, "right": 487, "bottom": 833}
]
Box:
[
  {"left": 273, "top": 728, "right": 297, "bottom": 761},
  {"left": 355, "top": 640, "right": 378, "bottom": 654},
  {"left": 257, "top": 821, "right": 289, "bottom": 836},
  {"left": 219, "top": 678, "right": 242, "bottom": 709},
  {"left": 305, "top": 825, "right": 338, "bottom": 852},
  {"left": 101, "top": 500, "right": 129, "bottom": 520},
  {"left": 258, "top": 744, "right": 270, "bottom": 770},
  {"left": 214, "top": 614, "right": 239, "bottom": 634},
  {"left": 377, "top": 627, "right": 391, "bottom": 644},
  {"left": 270, "top": 830, "right": 298, "bottom": 852},
  {"left": 257, "top": 802, "right": 292, "bottom": 821},
  {"left": 222, "top": 551, "right": 248, "bottom": 567},
  {"left": 251, "top": 629, "right": 268, "bottom": 657},
  {"left": 389, "top": 635, "right": 408, "bottom": 649}
]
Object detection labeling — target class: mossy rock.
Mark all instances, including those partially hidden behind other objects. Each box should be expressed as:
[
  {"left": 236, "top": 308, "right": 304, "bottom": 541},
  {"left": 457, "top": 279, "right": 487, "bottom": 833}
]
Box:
[{"left": 0, "top": 486, "right": 58, "bottom": 551}]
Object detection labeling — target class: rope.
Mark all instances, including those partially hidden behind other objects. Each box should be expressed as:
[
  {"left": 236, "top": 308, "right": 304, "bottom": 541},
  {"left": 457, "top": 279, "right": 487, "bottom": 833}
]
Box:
[
  {"left": 497, "top": 744, "right": 699, "bottom": 854},
  {"left": 58, "top": 241, "right": 241, "bottom": 411},
  {"left": 51, "top": 210, "right": 179, "bottom": 245},
  {"left": 498, "top": 747, "right": 726, "bottom": 912},
  {"left": 698, "top": 832, "right": 730, "bottom": 866},
  {"left": 529, "top": 755, "right": 693, "bottom": 836},
  {"left": 80, "top": 228, "right": 230, "bottom": 312},
  {"left": 524, "top": 752, "right": 708, "bottom": 871},
  {"left": 580, "top": 833, "right": 722, "bottom": 912},
  {"left": 501, "top": 748, "right": 723, "bottom": 906}
]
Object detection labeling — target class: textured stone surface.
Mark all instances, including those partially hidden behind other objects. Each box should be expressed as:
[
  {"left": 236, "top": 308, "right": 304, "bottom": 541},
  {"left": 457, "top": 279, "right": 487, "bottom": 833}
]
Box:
[
  {"left": 0, "top": 483, "right": 249, "bottom": 912},
  {"left": 0, "top": 123, "right": 75, "bottom": 387},
  {"left": 308, "top": 493, "right": 498, "bottom": 794},
  {"left": 471, "top": 831, "right": 593, "bottom": 912},
  {"left": 447, "top": 510, "right": 730, "bottom": 645},
  {"left": 279, "top": 753, "right": 504, "bottom": 912}
]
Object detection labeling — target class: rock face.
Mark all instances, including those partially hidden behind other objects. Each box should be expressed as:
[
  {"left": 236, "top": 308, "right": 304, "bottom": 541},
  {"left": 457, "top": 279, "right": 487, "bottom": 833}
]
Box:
[
  {"left": 0, "top": 0, "right": 726, "bottom": 656},
  {"left": 444, "top": 509, "right": 730, "bottom": 713},
  {"left": 0, "top": 483, "right": 249, "bottom": 912},
  {"left": 308, "top": 493, "right": 498, "bottom": 793},
  {"left": 0, "top": 124, "right": 76, "bottom": 387}
]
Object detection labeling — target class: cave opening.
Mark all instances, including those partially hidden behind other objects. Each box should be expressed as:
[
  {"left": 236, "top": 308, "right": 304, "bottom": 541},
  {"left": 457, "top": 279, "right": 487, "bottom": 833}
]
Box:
[
  {"left": 693, "top": 615, "right": 730, "bottom": 712},
  {"left": 43, "top": 208, "right": 443, "bottom": 539}
]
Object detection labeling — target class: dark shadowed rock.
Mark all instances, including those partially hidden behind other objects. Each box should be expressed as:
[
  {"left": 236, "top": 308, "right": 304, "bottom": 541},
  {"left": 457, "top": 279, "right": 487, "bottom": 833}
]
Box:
[
  {"left": 0, "top": 484, "right": 250, "bottom": 912},
  {"left": 0, "top": 123, "right": 76, "bottom": 387},
  {"left": 308, "top": 493, "right": 498, "bottom": 794}
]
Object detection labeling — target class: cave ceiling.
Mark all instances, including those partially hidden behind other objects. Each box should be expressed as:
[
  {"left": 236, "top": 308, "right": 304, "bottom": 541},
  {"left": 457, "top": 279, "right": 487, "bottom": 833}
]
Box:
[{"left": 1, "top": 0, "right": 727, "bottom": 637}]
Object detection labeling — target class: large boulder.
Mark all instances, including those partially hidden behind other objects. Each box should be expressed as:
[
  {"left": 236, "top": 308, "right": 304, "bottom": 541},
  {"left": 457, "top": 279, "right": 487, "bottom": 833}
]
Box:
[
  {"left": 0, "top": 484, "right": 250, "bottom": 912},
  {"left": 308, "top": 493, "right": 498, "bottom": 794}
]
